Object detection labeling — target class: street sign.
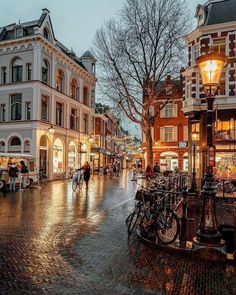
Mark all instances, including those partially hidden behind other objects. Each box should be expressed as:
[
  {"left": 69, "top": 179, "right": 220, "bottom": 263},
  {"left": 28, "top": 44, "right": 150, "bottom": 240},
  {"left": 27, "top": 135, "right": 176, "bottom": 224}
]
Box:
[{"left": 178, "top": 141, "right": 188, "bottom": 148}]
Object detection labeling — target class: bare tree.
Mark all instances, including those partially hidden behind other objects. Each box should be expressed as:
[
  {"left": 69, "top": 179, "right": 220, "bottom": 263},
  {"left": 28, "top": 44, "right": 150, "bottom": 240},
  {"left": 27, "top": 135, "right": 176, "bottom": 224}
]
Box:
[{"left": 94, "top": 0, "right": 189, "bottom": 167}]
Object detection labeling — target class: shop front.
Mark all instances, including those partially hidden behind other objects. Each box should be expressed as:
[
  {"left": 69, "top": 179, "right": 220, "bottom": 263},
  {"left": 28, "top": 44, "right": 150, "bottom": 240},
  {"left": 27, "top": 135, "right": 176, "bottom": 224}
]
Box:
[
  {"left": 215, "top": 151, "right": 236, "bottom": 179},
  {"left": 160, "top": 151, "right": 178, "bottom": 171},
  {"left": 53, "top": 138, "right": 64, "bottom": 177}
]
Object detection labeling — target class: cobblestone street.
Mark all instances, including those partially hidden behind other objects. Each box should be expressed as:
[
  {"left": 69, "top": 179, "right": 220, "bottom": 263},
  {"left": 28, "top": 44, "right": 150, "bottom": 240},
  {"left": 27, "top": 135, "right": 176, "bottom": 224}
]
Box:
[{"left": 0, "top": 171, "right": 236, "bottom": 295}]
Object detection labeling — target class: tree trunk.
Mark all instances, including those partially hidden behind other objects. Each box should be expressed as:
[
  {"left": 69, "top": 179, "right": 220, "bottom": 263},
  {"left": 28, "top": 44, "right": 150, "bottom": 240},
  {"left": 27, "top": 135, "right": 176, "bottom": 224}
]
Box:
[{"left": 146, "top": 126, "right": 153, "bottom": 169}]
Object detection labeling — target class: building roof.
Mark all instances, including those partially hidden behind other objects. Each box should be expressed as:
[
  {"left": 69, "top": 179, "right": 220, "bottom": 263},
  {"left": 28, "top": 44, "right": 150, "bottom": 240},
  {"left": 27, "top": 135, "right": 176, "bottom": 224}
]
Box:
[
  {"left": 0, "top": 9, "right": 88, "bottom": 72},
  {"left": 199, "top": 0, "right": 236, "bottom": 26}
]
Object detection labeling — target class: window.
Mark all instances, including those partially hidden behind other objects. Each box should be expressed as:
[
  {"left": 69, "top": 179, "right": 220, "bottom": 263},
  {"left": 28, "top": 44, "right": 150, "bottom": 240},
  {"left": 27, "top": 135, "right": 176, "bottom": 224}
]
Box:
[
  {"left": 83, "top": 87, "right": 89, "bottom": 106},
  {"left": 44, "top": 28, "right": 49, "bottom": 40},
  {"left": 164, "top": 104, "right": 174, "bottom": 118},
  {"left": 26, "top": 63, "right": 32, "bottom": 81},
  {"left": 56, "top": 102, "right": 63, "bottom": 126},
  {"left": 211, "top": 38, "right": 226, "bottom": 55},
  {"left": 41, "top": 96, "right": 49, "bottom": 121},
  {"left": 25, "top": 102, "right": 31, "bottom": 120},
  {"left": 70, "top": 78, "right": 77, "bottom": 99},
  {"left": 70, "top": 108, "right": 77, "bottom": 130},
  {"left": 16, "top": 28, "right": 23, "bottom": 38},
  {"left": 11, "top": 94, "right": 22, "bottom": 120},
  {"left": 24, "top": 140, "right": 30, "bottom": 152},
  {"left": 56, "top": 69, "right": 64, "bottom": 92},
  {"left": 160, "top": 126, "right": 177, "bottom": 142},
  {"left": 0, "top": 104, "right": 6, "bottom": 121},
  {"left": 165, "top": 86, "right": 172, "bottom": 94},
  {"left": 193, "top": 44, "right": 200, "bottom": 63},
  {"left": 12, "top": 58, "right": 23, "bottom": 82},
  {"left": 42, "top": 59, "right": 49, "bottom": 84},
  {"left": 185, "top": 78, "right": 192, "bottom": 99},
  {"left": 9, "top": 137, "right": 21, "bottom": 152},
  {"left": 0, "top": 141, "right": 5, "bottom": 152},
  {"left": 83, "top": 113, "right": 88, "bottom": 133},
  {"left": 1, "top": 67, "right": 6, "bottom": 84},
  {"left": 164, "top": 127, "right": 173, "bottom": 142}
]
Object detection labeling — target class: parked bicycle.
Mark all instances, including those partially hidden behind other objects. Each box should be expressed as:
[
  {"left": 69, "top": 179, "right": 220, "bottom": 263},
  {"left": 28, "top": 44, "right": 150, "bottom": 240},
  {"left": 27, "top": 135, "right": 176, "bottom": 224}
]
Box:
[{"left": 126, "top": 178, "right": 180, "bottom": 245}]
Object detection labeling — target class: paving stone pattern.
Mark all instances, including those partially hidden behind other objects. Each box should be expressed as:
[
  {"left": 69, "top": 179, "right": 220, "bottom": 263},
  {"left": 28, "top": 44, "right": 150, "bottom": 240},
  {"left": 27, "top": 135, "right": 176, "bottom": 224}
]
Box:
[{"left": 0, "top": 172, "right": 236, "bottom": 295}]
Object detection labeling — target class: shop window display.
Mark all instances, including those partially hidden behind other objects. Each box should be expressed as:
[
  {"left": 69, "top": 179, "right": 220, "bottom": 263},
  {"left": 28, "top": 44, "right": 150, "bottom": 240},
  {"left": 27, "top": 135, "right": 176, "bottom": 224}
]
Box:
[{"left": 53, "top": 138, "right": 64, "bottom": 173}]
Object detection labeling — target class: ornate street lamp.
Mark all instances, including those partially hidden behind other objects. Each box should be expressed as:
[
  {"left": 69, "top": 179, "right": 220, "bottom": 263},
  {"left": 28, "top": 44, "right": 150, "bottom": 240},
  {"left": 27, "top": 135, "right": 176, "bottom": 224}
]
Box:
[
  {"left": 189, "top": 130, "right": 199, "bottom": 193},
  {"left": 195, "top": 52, "right": 227, "bottom": 247},
  {"left": 47, "top": 125, "right": 55, "bottom": 134},
  {"left": 88, "top": 136, "right": 94, "bottom": 144}
]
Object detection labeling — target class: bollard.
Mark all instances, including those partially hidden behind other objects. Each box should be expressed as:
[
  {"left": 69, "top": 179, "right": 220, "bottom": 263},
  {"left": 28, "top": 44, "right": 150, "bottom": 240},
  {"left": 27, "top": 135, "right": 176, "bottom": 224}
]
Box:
[{"left": 179, "top": 187, "right": 188, "bottom": 248}]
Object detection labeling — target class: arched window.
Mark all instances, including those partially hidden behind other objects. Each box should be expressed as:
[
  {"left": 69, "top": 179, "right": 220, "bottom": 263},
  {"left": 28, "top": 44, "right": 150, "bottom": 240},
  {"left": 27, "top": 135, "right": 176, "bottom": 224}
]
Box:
[
  {"left": 12, "top": 58, "right": 23, "bottom": 82},
  {"left": 8, "top": 136, "right": 21, "bottom": 152},
  {"left": 83, "top": 87, "right": 89, "bottom": 106},
  {"left": 53, "top": 138, "right": 64, "bottom": 173},
  {"left": 70, "top": 78, "right": 77, "bottom": 99},
  {"left": 40, "top": 135, "right": 48, "bottom": 147},
  {"left": 24, "top": 140, "right": 30, "bottom": 152},
  {"left": 0, "top": 141, "right": 5, "bottom": 152},
  {"left": 76, "top": 87, "right": 80, "bottom": 101},
  {"left": 42, "top": 59, "right": 49, "bottom": 84},
  {"left": 44, "top": 28, "right": 49, "bottom": 40},
  {"left": 56, "top": 69, "right": 64, "bottom": 93}
]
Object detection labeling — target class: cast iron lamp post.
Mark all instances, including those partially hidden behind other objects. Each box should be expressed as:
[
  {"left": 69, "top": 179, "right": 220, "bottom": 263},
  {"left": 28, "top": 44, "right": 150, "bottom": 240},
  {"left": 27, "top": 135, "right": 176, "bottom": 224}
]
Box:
[
  {"left": 189, "top": 130, "right": 199, "bottom": 193},
  {"left": 195, "top": 52, "right": 227, "bottom": 246}
]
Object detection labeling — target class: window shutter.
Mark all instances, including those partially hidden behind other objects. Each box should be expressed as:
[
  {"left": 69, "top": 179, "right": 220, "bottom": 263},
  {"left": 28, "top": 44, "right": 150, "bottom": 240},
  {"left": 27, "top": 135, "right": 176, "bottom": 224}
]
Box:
[
  {"left": 174, "top": 104, "right": 178, "bottom": 117},
  {"left": 151, "top": 127, "right": 154, "bottom": 141},
  {"left": 183, "top": 125, "right": 188, "bottom": 141},
  {"left": 173, "top": 126, "right": 178, "bottom": 141},
  {"left": 160, "top": 127, "right": 164, "bottom": 141},
  {"left": 160, "top": 105, "right": 165, "bottom": 118}
]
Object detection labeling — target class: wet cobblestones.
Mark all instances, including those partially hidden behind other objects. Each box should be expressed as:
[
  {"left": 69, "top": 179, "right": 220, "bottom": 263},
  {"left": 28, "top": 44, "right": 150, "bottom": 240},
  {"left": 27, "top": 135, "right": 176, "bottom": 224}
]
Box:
[{"left": 0, "top": 172, "right": 236, "bottom": 294}]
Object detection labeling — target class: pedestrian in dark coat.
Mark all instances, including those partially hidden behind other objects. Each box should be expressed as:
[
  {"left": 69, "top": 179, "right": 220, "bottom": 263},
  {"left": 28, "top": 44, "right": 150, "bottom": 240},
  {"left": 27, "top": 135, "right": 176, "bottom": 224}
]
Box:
[{"left": 83, "top": 161, "right": 91, "bottom": 190}]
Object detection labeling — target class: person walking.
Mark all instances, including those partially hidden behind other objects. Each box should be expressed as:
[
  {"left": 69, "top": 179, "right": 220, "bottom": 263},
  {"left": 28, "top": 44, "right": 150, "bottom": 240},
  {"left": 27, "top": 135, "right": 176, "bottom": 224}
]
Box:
[
  {"left": 145, "top": 164, "right": 153, "bottom": 178},
  {"left": 153, "top": 162, "right": 160, "bottom": 176},
  {"left": 8, "top": 162, "right": 18, "bottom": 191},
  {"left": 20, "top": 160, "right": 28, "bottom": 189},
  {"left": 83, "top": 161, "right": 91, "bottom": 190}
]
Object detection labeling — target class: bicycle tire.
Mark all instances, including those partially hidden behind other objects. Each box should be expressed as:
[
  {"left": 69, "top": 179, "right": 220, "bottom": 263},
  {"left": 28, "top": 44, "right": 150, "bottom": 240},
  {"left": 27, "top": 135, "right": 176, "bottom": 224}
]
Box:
[
  {"left": 127, "top": 206, "right": 141, "bottom": 234},
  {"left": 155, "top": 207, "right": 179, "bottom": 245},
  {"left": 72, "top": 180, "right": 78, "bottom": 192},
  {"left": 78, "top": 178, "right": 84, "bottom": 190}
]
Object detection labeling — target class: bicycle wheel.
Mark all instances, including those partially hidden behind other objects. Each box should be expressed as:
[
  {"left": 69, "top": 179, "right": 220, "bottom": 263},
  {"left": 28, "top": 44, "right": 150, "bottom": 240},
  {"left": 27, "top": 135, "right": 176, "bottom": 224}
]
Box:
[
  {"left": 72, "top": 180, "right": 78, "bottom": 192},
  {"left": 127, "top": 206, "right": 141, "bottom": 234},
  {"left": 78, "top": 178, "right": 84, "bottom": 191},
  {"left": 155, "top": 207, "right": 179, "bottom": 245}
]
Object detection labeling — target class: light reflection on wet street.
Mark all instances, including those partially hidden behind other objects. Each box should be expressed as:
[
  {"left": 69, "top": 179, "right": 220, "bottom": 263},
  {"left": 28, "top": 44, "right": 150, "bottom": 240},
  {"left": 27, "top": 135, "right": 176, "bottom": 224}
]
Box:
[{"left": 0, "top": 171, "right": 235, "bottom": 295}]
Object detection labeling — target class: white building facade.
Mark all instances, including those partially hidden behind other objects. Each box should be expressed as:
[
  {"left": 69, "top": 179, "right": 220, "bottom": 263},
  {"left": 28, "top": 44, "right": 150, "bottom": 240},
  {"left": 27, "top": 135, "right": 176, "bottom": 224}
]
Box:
[{"left": 0, "top": 8, "right": 96, "bottom": 180}]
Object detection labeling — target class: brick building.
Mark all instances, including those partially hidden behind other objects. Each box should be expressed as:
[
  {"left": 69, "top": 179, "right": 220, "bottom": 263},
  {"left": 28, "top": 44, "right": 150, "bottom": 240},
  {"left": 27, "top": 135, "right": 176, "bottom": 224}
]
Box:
[
  {"left": 182, "top": 0, "right": 236, "bottom": 182},
  {"left": 143, "top": 76, "right": 188, "bottom": 171}
]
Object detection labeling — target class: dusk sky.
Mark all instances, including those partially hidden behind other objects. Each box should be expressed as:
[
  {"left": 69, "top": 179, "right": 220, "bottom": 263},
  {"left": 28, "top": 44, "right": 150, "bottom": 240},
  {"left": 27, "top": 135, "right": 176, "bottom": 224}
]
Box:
[
  {"left": 1, "top": 0, "right": 206, "bottom": 56},
  {"left": 0, "top": 0, "right": 206, "bottom": 137}
]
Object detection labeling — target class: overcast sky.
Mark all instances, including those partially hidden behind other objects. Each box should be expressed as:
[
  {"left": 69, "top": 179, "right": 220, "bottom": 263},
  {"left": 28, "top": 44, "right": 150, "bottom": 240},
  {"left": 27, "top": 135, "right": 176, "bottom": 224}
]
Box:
[{"left": 0, "top": 0, "right": 206, "bottom": 138}]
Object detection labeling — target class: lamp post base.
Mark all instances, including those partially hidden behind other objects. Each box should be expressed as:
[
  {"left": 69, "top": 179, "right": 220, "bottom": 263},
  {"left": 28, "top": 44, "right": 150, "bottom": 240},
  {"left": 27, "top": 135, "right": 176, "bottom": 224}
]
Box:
[{"left": 192, "top": 237, "right": 226, "bottom": 261}]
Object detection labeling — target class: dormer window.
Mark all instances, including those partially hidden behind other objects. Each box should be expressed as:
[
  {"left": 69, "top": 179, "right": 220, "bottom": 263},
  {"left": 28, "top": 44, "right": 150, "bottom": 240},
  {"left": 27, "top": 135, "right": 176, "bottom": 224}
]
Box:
[
  {"left": 16, "top": 28, "right": 23, "bottom": 38},
  {"left": 44, "top": 28, "right": 49, "bottom": 40}
]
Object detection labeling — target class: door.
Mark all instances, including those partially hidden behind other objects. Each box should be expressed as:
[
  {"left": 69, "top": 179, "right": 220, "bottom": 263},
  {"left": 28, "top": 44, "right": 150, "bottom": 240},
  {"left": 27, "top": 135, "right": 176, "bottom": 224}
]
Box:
[{"left": 40, "top": 149, "right": 47, "bottom": 179}]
